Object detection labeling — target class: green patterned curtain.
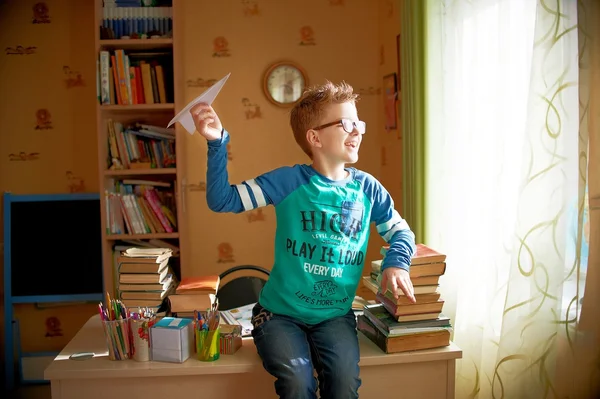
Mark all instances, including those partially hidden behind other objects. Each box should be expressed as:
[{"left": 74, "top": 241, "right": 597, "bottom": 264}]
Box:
[
  {"left": 400, "top": 0, "right": 426, "bottom": 244},
  {"left": 422, "top": 0, "right": 597, "bottom": 397}
]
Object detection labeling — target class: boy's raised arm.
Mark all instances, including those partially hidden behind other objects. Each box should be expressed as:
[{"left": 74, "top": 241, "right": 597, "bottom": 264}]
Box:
[
  {"left": 206, "top": 129, "right": 278, "bottom": 213},
  {"left": 190, "top": 102, "right": 268, "bottom": 214},
  {"left": 205, "top": 129, "right": 301, "bottom": 213}
]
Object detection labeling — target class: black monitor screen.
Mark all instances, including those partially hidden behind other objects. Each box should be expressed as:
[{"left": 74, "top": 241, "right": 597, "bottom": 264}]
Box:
[{"left": 9, "top": 198, "right": 104, "bottom": 297}]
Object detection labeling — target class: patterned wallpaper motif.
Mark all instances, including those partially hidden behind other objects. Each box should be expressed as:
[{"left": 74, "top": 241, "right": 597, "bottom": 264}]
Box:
[
  {"left": 34, "top": 109, "right": 53, "bottom": 130},
  {"left": 299, "top": 26, "right": 316, "bottom": 45},
  {"left": 63, "top": 66, "right": 85, "bottom": 88},
  {"left": 242, "top": 0, "right": 260, "bottom": 16},
  {"left": 186, "top": 77, "right": 219, "bottom": 88},
  {"left": 32, "top": 2, "right": 51, "bottom": 24},
  {"left": 8, "top": 152, "right": 40, "bottom": 162},
  {"left": 242, "top": 98, "right": 262, "bottom": 119},
  {"left": 217, "top": 242, "right": 235, "bottom": 263},
  {"left": 5, "top": 46, "right": 37, "bottom": 55},
  {"left": 213, "top": 37, "right": 231, "bottom": 57}
]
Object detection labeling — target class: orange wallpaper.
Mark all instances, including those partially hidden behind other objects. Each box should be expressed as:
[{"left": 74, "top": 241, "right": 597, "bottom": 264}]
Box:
[
  {"left": 0, "top": 0, "right": 402, "bottom": 354},
  {"left": 0, "top": 0, "right": 98, "bottom": 196}
]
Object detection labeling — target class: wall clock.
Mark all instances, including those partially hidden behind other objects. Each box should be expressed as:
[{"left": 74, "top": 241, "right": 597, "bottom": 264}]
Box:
[{"left": 263, "top": 61, "right": 308, "bottom": 107}]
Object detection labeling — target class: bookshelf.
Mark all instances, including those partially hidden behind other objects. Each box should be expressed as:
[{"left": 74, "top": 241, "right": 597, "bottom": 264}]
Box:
[{"left": 93, "top": 0, "right": 187, "bottom": 297}]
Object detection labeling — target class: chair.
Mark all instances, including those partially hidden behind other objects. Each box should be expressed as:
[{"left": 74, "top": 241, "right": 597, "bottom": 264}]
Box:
[{"left": 216, "top": 265, "right": 270, "bottom": 311}]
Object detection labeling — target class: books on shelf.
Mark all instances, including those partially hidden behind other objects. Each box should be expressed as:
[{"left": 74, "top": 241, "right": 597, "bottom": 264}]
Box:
[
  {"left": 358, "top": 244, "right": 453, "bottom": 353},
  {"left": 98, "top": 48, "right": 173, "bottom": 106},
  {"left": 95, "top": 0, "right": 181, "bottom": 306},
  {"left": 105, "top": 179, "right": 176, "bottom": 235},
  {"left": 100, "top": 1, "right": 173, "bottom": 41},
  {"left": 106, "top": 119, "right": 176, "bottom": 170}
]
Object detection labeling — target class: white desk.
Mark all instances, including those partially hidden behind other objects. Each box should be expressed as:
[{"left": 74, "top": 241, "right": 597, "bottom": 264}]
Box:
[{"left": 45, "top": 315, "right": 462, "bottom": 398}]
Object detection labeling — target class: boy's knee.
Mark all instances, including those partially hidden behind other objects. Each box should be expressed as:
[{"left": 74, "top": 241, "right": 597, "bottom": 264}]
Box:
[
  {"left": 274, "top": 364, "right": 317, "bottom": 398},
  {"left": 323, "top": 365, "right": 361, "bottom": 399},
  {"left": 331, "top": 372, "right": 361, "bottom": 390}
]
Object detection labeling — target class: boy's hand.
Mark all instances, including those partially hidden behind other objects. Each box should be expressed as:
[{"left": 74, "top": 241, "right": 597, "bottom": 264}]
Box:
[
  {"left": 380, "top": 267, "right": 416, "bottom": 303},
  {"left": 190, "top": 102, "right": 223, "bottom": 141}
]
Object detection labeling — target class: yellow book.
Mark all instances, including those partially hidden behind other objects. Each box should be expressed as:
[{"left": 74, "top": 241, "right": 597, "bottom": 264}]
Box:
[
  {"left": 114, "top": 50, "right": 130, "bottom": 105},
  {"left": 154, "top": 65, "right": 167, "bottom": 103},
  {"left": 140, "top": 62, "right": 154, "bottom": 104}
]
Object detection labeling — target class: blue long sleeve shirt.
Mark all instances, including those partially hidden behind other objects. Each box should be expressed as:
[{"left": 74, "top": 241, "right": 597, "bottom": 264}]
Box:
[{"left": 206, "top": 129, "right": 416, "bottom": 324}]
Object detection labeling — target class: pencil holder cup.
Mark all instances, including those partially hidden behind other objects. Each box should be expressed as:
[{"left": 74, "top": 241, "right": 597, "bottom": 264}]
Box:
[
  {"left": 101, "top": 318, "right": 133, "bottom": 361},
  {"left": 131, "top": 316, "right": 156, "bottom": 362},
  {"left": 196, "top": 328, "right": 220, "bottom": 362}
]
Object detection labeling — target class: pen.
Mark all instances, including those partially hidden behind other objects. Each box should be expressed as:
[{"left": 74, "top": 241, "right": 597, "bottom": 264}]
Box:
[
  {"left": 98, "top": 302, "right": 105, "bottom": 321},
  {"left": 105, "top": 292, "right": 113, "bottom": 320}
]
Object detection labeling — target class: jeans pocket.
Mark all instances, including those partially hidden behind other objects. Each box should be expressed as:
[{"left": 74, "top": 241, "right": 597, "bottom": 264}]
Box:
[
  {"left": 345, "top": 308, "right": 358, "bottom": 329},
  {"left": 251, "top": 303, "right": 274, "bottom": 339}
]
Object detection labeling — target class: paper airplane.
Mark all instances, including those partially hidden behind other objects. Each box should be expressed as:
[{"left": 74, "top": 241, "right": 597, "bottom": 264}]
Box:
[{"left": 167, "top": 72, "right": 231, "bottom": 135}]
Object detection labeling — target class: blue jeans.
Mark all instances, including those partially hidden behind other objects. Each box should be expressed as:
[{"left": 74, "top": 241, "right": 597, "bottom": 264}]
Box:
[{"left": 251, "top": 303, "right": 361, "bottom": 399}]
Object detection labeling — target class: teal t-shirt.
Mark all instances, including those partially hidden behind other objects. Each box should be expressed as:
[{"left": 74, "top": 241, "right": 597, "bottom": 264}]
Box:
[{"left": 206, "top": 130, "right": 416, "bottom": 324}]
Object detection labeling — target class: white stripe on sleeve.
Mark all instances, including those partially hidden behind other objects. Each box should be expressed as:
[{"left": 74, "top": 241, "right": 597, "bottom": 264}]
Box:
[
  {"left": 245, "top": 179, "right": 267, "bottom": 207},
  {"left": 382, "top": 219, "right": 410, "bottom": 242},
  {"left": 376, "top": 209, "right": 403, "bottom": 234},
  {"left": 236, "top": 184, "right": 254, "bottom": 211}
]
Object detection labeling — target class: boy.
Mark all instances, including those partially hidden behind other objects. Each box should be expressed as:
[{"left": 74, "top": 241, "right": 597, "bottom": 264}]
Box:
[{"left": 191, "top": 81, "right": 416, "bottom": 399}]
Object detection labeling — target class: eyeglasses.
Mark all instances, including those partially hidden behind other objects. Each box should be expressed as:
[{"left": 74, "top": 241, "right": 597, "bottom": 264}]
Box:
[{"left": 312, "top": 118, "right": 367, "bottom": 135}]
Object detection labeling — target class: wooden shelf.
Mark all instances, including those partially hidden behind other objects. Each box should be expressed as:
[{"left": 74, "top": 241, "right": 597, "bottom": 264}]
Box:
[
  {"left": 94, "top": 0, "right": 187, "bottom": 299},
  {"left": 99, "top": 103, "right": 175, "bottom": 112},
  {"left": 99, "top": 38, "right": 173, "bottom": 50},
  {"left": 105, "top": 233, "right": 180, "bottom": 240},
  {"left": 103, "top": 168, "right": 177, "bottom": 177}
]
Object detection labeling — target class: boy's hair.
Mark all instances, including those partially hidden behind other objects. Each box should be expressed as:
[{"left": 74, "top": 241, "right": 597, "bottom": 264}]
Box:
[{"left": 290, "top": 80, "right": 359, "bottom": 158}]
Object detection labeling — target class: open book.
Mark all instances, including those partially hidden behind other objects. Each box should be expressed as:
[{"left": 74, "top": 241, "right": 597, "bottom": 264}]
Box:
[{"left": 220, "top": 302, "right": 255, "bottom": 337}]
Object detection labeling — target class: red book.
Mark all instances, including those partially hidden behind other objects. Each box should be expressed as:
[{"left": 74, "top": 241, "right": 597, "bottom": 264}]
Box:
[{"left": 176, "top": 275, "right": 220, "bottom": 295}]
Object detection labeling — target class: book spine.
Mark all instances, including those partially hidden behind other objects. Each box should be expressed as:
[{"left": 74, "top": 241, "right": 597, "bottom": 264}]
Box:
[
  {"left": 110, "top": 55, "right": 122, "bottom": 104},
  {"left": 114, "top": 49, "right": 130, "bottom": 105},
  {"left": 118, "top": 194, "right": 134, "bottom": 234},
  {"left": 357, "top": 316, "right": 389, "bottom": 353},
  {"left": 100, "top": 51, "right": 111, "bottom": 104},
  {"left": 363, "top": 309, "right": 391, "bottom": 334},
  {"left": 143, "top": 187, "right": 173, "bottom": 233}
]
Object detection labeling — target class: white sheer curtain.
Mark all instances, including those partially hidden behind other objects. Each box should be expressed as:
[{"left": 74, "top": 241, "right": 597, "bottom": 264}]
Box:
[{"left": 425, "top": 0, "right": 589, "bottom": 397}]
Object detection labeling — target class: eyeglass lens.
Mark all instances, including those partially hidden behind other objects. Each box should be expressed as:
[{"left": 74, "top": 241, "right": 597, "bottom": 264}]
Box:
[{"left": 341, "top": 119, "right": 366, "bottom": 134}]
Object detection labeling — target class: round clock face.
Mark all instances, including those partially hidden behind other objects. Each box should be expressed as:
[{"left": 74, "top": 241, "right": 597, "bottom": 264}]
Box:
[{"left": 264, "top": 63, "right": 307, "bottom": 106}]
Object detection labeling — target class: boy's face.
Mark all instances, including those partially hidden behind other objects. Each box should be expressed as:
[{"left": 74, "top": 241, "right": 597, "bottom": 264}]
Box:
[{"left": 310, "top": 102, "right": 364, "bottom": 164}]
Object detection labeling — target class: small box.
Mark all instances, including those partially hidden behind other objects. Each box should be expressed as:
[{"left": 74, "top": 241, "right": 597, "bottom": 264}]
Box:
[
  {"left": 219, "top": 324, "right": 243, "bottom": 355},
  {"left": 150, "top": 317, "right": 193, "bottom": 363}
]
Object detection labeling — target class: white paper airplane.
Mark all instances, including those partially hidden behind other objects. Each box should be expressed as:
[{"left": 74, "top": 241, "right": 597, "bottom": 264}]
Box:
[{"left": 167, "top": 72, "right": 231, "bottom": 135}]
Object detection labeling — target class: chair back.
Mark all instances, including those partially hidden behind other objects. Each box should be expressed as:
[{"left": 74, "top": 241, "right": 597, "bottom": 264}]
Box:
[{"left": 216, "top": 265, "right": 270, "bottom": 311}]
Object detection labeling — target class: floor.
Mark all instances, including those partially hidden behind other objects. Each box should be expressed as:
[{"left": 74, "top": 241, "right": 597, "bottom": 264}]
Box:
[{"left": 7, "top": 385, "right": 51, "bottom": 399}]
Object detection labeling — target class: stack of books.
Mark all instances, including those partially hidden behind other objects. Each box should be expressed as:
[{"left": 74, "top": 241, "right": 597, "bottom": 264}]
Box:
[
  {"left": 116, "top": 247, "right": 176, "bottom": 312},
  {"left": 168, "top": 275, "right": 220, "bottom": 317},
  {"left": 358, "top": 244, "right": 453, "bottom": 353}
]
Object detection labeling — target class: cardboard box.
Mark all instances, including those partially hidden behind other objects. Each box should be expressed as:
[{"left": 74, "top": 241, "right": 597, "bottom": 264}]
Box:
[
  {"left": 219, "top": 324, "right": 242, "bottom": 355},
  {"left": 150, "top": 317, "right": 193, "bottom": 363}
]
